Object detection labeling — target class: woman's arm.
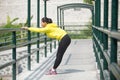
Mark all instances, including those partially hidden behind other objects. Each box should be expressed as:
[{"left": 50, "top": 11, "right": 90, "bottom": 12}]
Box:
[{"left": 21, "top": 27, "right": 49, "bottom": 33}]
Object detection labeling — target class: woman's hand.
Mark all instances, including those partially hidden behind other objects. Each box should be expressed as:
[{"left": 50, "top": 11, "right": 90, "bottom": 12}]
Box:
[{"left": 21, "top": 27, "right": 28, "bottom": 30}]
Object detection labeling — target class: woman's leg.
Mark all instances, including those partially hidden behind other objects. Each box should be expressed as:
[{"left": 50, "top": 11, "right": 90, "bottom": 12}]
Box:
[{"left": 53, "top": 35, "right": 71, "bottom": 69}]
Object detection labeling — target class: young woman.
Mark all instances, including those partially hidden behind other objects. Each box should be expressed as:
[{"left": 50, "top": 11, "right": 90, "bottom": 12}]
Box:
[{"left": 22, "top": 17, "right": 71, "bottom": 75}]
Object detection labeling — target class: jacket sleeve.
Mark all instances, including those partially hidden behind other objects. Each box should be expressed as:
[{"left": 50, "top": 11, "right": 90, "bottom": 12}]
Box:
[{"left": 28, "top": 27, "right": 49, "bottom": 33}]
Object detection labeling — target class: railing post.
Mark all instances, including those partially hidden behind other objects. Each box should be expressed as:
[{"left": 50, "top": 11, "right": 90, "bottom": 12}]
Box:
[
  {"left": 95, "top": 0, "right": 104, "bottom": 80},
  {"left": 12, "top": 31, "right": 16, "bottom": 80},
  {"left": 37, "top": 0, "right": 40, "bottom": 63},
  {"left": 44, "top": 36, "right": 47, "bottom": 57},
  {"left": 60, "top": 9, "right": 62, "bottom": 28},
  {"left": 62, "top": 10, "right": 65, "bottom": 30},
  {"left": 57, "top": 7, "right": 60, "bottom": 26},
  {"left": 95, "top": 0, "right": 99, "bottom": 64},
  {"left": 103, "top": 0, "right": 108, "bottom": 70},
  {"left": 110, "top": 0, "right": 118, "bottom": 80},
  {"left": 44, "top": 0, "right": 47, "bottom": 17},
  {"left": 97, "top": 0, "right": 102, "bottom": 44},
  {"left": 44, "top": 0, "right": 47, "bottom": 57},
  {"left": 92, "top": 8, "right": 94, "bottom": 48},
  {"left": 92, "top": 10, "right": 94, "bottom": 26},
  {"left": 95, "top": 0, "right": 100, "bottom": 42},
  {"left": 54, "top": 40, "right": 56, "bottom": 49},
  {"left": 27, "top": 0, "right": 31, "bottom": 70},
  {"left": 50, "top": 39, "right": 52, "bottom": 53}
]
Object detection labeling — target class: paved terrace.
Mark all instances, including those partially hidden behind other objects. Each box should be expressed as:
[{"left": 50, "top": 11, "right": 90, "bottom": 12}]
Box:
[{"left": 18, "top": 39, "right": 99, "bottom": 80}]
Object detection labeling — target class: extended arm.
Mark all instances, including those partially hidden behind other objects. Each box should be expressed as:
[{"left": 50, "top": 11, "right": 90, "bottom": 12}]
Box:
[{"left": 21, "top": 27, "right": 49, "bottom": 33}]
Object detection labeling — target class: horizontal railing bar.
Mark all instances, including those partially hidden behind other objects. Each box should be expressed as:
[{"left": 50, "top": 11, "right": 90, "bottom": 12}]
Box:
[
  {"left": 0, "top": 41, "right": 54, "bottom": 70},
  {"left": 93, "top": 42, "right": 102, "bottom": 65},
  {"left": 0, "top": 44, "right": 15, "bottom": 51},
  {"left": 0, "top": 43, "right": 48, "bottom": 56},
  {"left": 0, "top": 28, "right": 23, "bottom": 33},
  {"left": 66, "top": 30, "right": 90, "bottom": 31},
  {"left": 60, "top": 25, "right": 90, "bottom": 27},
  {"left": 0, "top": 60, "right": 15, "bottom": 70},
  {"left": 93, "top": 33, "right": 110, "bottom": 63},
  {"left": 0, "top": 38, "right": 52, "bottom": 51},
  {"left": 16, "top": 37, "right": 27, "bottom": 41},
  {"left": 0, "top": 41, "right": 12, "bottom": 45},
  {"left": 93, "top": 33, "right": 110, "bottom": 64},
  {"left": 16, "top": 42, "right": 29, "bottom": 48},
  {"left": 17, "top": 48, "right": 41, "bottom": 62},
  {"left": 1, "top": 35, "right": 12, "bottom": 38},
  {"left": 93, "top": 42, "right": 104, "bottom": 71},
  {"left": 93, "top": 26, "right": 120, "bottom": 40},
  {"left": 0, "top": 35, "right": 44, "bottom": 43},
  {"left": 109, "top": 63, "right": 120, "bottom": 80},
  {"left": 103, "top": 70, "right": 110, "bottom": 80},
  {"left": 111, "top": 31, "right": 120, "bottom": 40}
]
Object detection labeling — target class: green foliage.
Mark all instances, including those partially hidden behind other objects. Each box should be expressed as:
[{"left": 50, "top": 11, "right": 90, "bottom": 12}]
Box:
[
  {"left": 7, "top": 15, "right": 19, "bottom": 25},
  {"left": 0, "top": 15, "right": 34, "bottom": 47},
  {"left": 80, "top": 22, "right": 92, "bottom": 38},
  {"left": 0, "top": 16, "right": 21, "bottom": 39},
  {"left": 1, "top": 15, "right": 33, "bottom": 29},
  {"left": 0, "top": 16, "right": 21, "bottom": 46},
  {"left": 24, "top": 15, "right": 33, "bottom": 26},
  {"left": 2, "top": 15, "right": 21, "bottom": 29},
  {"left": 83, "top": 0, "right": 94, "bottom": 5},
  {"left": 68, "top": 21, "right": 92, "bottom": 39}
]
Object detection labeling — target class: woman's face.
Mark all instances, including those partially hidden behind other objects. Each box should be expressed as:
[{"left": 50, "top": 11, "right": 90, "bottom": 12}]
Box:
[{"left": 41, "top": 21, "right": 47, "bottom": 27}]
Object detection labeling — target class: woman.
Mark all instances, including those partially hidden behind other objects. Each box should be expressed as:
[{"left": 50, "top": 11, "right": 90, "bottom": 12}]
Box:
[{"left": 22, "top": 17, "right": 71, "bottom": 75}]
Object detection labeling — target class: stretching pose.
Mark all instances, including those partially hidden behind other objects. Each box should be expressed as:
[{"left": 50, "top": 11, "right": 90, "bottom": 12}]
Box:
[{"left": 22, "top": 17, "right": 71, "bottom": 75}]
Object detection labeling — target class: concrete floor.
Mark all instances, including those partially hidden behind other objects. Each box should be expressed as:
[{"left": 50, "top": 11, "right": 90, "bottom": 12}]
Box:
[{"left": 25, "top": 39, "right": 99, "bottom": 80}]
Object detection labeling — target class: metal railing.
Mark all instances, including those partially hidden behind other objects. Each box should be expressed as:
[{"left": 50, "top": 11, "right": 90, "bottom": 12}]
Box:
[
  {"left": 93, "top": 0, "right": 120, "bottom": 80},
  {"left": 0, "top": 28, "right": 57, "bottom": 80},
  {"left": 0, "top": 24, "right": 92, "bottom": 80}
]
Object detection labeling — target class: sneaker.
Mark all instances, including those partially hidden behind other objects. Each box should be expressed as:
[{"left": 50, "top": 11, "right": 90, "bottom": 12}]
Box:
[{"left": 46, "top": 69, "right": 57, "bottom": 75}]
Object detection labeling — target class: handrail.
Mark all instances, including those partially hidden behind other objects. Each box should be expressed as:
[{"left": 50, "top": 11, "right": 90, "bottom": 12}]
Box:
[
  {"left": 0, "top": 28, "right": 22, "bottom": 32},
  {"left": 109, "top": 63, "right": 120, "bottom": 80},
  {"left": 93, "top": 25, "right": 120, "bottom": 80},
  {"left": 93, "top": 33, "right": 110, "bottom": 64},
  {"left": 0, "top": 28, "right": 57, "bottom": 80},
  {"left": 93, "top": 26, "right": 120, "bottom": 40},
  {"left": 60, "top": 25, "right": 90, "bottom": 27},
  {"left": 93, "top": 0, "right": 120, "bottom": 80},
  {"left": 0, "top": 24, "right": 91, "bottom": 79}
]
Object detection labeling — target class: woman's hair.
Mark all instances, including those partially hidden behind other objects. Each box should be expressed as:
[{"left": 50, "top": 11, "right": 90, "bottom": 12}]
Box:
[{"left": 41, "top": 17, "right": 53, "bottom": 23}]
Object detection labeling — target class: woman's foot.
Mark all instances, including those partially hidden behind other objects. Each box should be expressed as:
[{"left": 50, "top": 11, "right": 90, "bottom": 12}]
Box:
[{"left": 46, "top": 69, "right": 57, "bottom": 75}]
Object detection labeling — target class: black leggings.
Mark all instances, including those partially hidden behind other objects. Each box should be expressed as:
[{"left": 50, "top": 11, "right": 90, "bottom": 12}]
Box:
[{"left": 53, "top": 34, "right": 71, "bottom": 69}]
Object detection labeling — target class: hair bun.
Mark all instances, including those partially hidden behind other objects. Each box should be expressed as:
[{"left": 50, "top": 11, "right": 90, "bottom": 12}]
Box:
[{"left": 42, "top": 17, "right": 53, "bottom": 23}]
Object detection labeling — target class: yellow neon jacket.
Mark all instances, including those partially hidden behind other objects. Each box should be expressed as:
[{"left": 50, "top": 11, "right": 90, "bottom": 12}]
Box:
[{"left": 28, "top": 23, "right": 67, "bottom": 40}]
